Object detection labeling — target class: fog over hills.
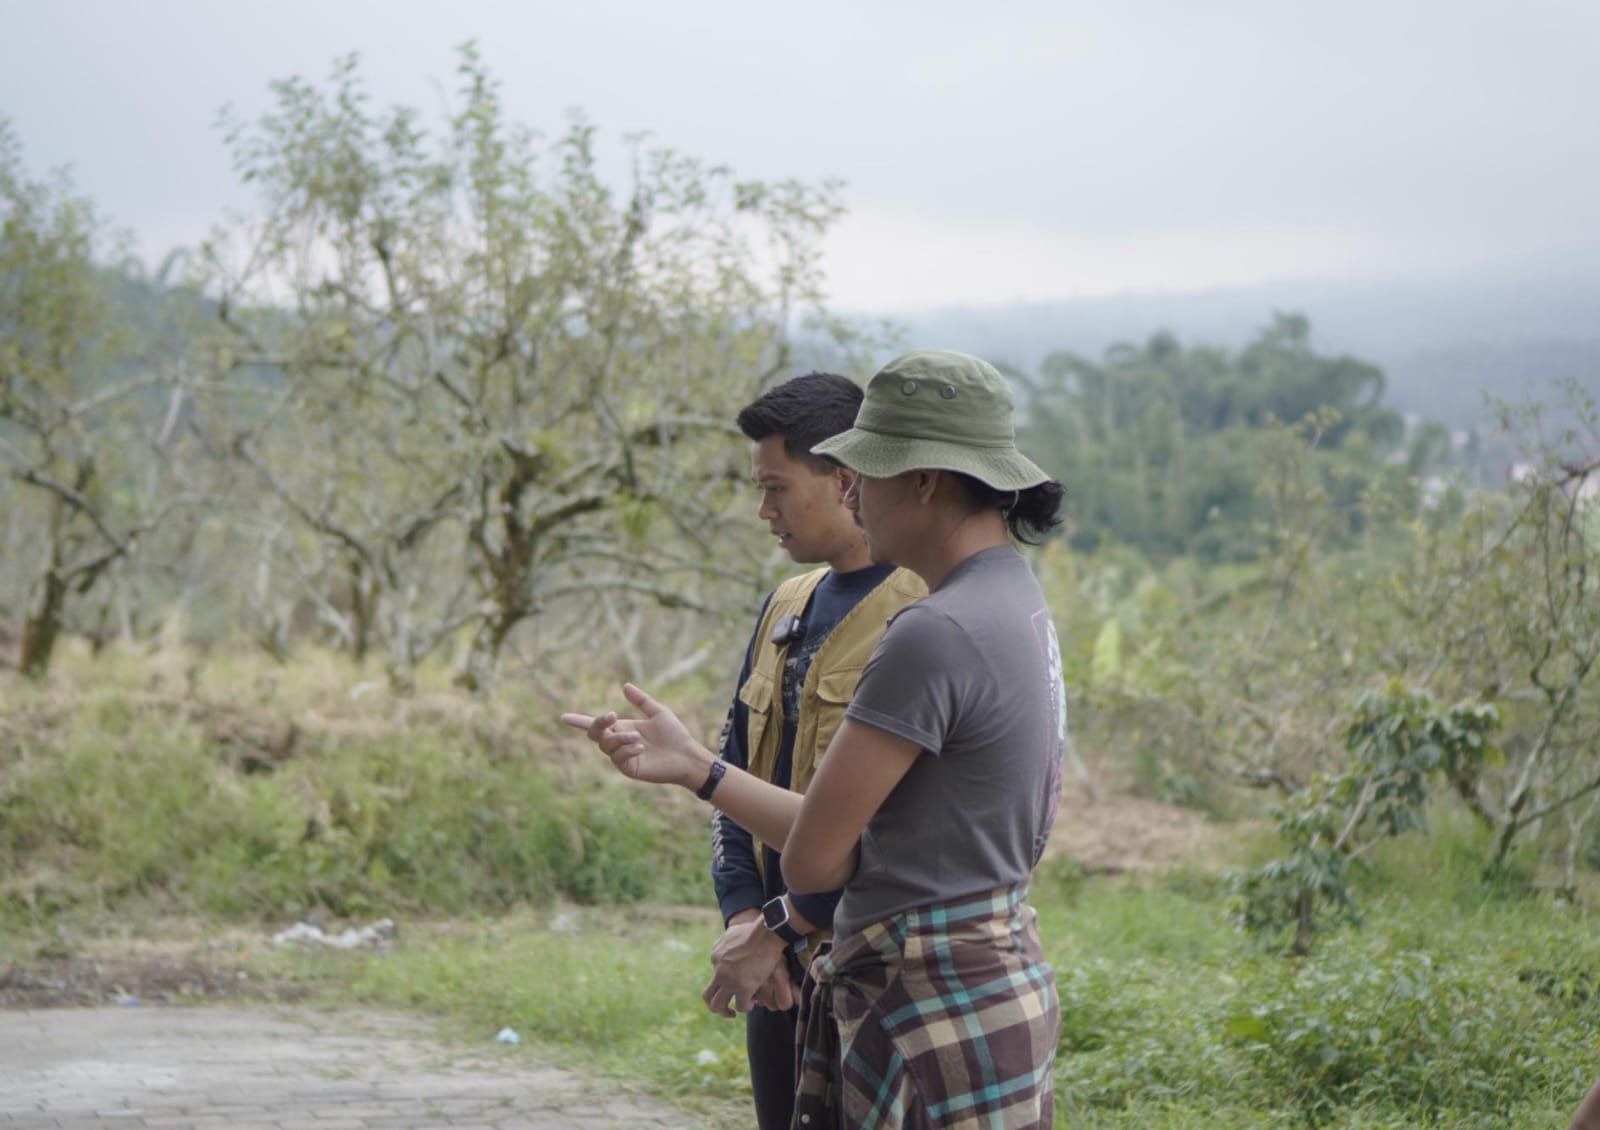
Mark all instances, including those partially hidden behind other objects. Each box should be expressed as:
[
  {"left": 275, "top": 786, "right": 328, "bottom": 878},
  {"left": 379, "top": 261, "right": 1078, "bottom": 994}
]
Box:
[{"left": 877, "top": 263, "right": 1600, "bottom": 429}]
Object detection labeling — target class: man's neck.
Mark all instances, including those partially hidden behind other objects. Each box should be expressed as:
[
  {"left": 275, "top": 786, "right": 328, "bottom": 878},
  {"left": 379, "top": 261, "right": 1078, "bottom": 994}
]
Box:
[{"left": 825, "top": 539, "right": 875, "bottom": 575}]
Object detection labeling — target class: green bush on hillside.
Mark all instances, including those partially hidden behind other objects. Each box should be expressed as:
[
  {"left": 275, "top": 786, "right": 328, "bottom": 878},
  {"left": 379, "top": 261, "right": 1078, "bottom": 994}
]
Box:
[{"left": 0, "top": 690, "right": 707, "bottom": 924}]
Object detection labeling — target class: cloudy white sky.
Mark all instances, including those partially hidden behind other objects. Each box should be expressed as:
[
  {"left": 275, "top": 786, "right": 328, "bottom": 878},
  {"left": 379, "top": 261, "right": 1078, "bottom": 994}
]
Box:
[{"left": 4, "top": 0, "right": 1597, "bottom": 309}]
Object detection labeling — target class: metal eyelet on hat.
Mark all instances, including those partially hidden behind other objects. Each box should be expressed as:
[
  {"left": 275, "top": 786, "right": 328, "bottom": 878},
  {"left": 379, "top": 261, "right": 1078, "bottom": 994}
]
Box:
[
  {"left": 940, "top": 385, "right": 957, "bottom": 399},
  {"left": 901, "top": 380, "right": 918, "bottom": 395}
]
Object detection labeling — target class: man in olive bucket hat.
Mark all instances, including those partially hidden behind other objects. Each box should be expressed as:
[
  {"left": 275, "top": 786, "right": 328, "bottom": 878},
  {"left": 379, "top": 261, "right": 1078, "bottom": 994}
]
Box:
[{"left": 564, "top": 349, "right": 1069, "bottom": 1127}]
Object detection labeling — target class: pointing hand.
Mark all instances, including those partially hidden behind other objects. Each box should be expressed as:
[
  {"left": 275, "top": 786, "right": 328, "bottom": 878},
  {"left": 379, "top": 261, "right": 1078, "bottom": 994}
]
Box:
[{"left": 560, "top": 683, "right": 710, "bottom": 790}]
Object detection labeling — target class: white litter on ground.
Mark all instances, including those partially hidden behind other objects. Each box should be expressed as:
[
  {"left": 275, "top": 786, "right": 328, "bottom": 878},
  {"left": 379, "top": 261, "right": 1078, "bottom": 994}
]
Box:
[{"left": 270, "top": 918, "right": 397, "bottom": 950}]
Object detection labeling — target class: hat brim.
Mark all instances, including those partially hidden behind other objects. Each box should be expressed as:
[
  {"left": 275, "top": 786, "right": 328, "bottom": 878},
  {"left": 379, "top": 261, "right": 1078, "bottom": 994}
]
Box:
[{"left": 813, "top": 428, "right": 1050, "bottom": 491}]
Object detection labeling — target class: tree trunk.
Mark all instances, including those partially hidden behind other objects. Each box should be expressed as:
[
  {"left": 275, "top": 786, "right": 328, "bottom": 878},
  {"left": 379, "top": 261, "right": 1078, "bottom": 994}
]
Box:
[
  {"left": 1290, "top": 888, "right": 1314, "bottom": 957},
  {"left": 19, "top": 567, "right": 67, "bottom": 679},
  {"left": 1489, "top": 806, "right": 1525, "bottom": 870},
  {"left": 383, "top": 610, "right": 418, "bottom": 696},
  {"left": 454, "top": 609, "right": 522, "bottom": 694},
  {"left": 348, "top": 558, "right": 377, "bottom": 662}
]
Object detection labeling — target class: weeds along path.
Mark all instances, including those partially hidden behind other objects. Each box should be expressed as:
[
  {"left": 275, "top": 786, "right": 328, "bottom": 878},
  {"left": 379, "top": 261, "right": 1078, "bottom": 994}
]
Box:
[{"left": 0, "top": 1006, "right": 690, "bottom": 1129}]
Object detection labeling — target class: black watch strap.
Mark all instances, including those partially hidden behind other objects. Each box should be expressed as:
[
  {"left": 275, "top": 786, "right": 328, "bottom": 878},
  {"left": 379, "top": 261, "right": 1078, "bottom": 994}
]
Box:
[
  {"left": 695, "top": 759, "right": 726, "bottom": 801},
  {"left": 762, "top": 895, "right": 806, "bottom": 948}
]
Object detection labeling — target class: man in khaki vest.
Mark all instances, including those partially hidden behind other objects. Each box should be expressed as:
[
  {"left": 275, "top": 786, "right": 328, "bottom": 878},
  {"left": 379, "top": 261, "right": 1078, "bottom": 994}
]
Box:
[{"left": 706, "top": 372, "right": 923, "bottom": 1130}]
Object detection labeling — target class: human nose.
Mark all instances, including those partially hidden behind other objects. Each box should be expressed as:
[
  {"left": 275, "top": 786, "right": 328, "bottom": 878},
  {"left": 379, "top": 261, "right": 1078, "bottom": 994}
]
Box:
[{"left": 757, "top": 490, "right": 778, "bottom": 520}]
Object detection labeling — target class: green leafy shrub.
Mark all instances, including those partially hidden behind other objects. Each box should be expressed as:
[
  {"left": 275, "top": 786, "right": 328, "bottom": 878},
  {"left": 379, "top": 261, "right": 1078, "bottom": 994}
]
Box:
[{"left": 1226, "top": 684, "right": 1500, "bottom": 954}]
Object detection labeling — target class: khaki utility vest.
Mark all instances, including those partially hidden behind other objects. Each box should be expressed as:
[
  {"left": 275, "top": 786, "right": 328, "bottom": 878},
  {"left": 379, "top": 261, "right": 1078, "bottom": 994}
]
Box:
[{"left": 738, "top": 565, "right": 926, "bottom": 947}]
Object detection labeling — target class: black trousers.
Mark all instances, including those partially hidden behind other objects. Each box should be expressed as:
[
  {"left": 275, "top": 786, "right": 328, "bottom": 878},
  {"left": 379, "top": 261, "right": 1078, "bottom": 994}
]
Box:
[{"left": 746, "top": 1000, "right": 800, "bottom": 1130}]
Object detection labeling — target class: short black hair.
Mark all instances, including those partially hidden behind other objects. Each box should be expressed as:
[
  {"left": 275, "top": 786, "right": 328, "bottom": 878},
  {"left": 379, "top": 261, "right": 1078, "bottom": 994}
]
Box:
[
  {"left": 951, "top": 473, "right": 1067, "bottom": 546},
  {"left": 736, "top": 371, "right": 863, "bottom": 474}
]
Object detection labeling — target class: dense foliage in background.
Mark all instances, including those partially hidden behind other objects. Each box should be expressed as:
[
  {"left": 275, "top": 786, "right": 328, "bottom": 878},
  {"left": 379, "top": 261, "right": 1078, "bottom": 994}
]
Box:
[
  {"left": 1037, "top": 388, "right": 1599, "bottom": 953},
  {"left": 0, "top": 123, "right": 210, "bottom": 677},
  {"left": 1016, "top": 313, "right": 1462, "bottom": 562},
  {"left": 202, "top": 49, "right": 851, "bottom": 691},
  {"left": 2, "top": 50, "right": 863, "bottom": 692}
]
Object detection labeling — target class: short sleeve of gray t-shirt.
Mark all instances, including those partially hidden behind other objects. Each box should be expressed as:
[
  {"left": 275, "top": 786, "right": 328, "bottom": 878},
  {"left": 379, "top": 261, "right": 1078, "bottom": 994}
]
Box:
[
  {"left": 840, "top": 604, "right": 968, "bottom": 755},
  {"left": 834, "top": 545, "right": 1066, "bottom": 938}
]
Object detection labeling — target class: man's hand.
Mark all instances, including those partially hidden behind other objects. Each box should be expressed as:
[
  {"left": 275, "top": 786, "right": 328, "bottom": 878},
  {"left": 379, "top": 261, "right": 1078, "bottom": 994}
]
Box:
[
  {"left": 750, "top": 963, "right": 800, "bottom": 1013},
  {"left": 560, "top": 683, "right": 711, "bottom": 790},
  {"left": 702, "top": 914, "right": 791, "bottom": 1017}
]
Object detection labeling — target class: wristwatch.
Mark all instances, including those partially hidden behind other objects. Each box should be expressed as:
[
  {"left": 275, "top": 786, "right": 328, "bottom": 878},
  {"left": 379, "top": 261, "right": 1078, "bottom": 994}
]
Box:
[
  {"left": 760, "top": 895, "right": 807, "bottom": 951},
  {"left": 695, "top": 759, "right": 726, "bottom": 801}
]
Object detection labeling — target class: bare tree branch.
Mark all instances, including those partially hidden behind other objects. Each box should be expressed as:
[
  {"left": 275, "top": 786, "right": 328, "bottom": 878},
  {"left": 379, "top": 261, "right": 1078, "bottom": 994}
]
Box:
[{"left": 12, "top": 466, "right": 132, "bottom": 557}]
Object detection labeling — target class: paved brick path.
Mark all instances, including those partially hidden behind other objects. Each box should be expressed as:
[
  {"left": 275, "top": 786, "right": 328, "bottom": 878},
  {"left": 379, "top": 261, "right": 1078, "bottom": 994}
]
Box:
[{"left": 0, "top": 1007, "right": 694, "bottom": 1129}]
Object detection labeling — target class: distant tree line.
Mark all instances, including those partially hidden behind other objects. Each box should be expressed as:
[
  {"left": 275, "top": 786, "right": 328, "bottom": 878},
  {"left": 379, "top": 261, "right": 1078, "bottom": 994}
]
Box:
[{"left": 1015, "top": 316, "right": 1469, "bottom": 562}]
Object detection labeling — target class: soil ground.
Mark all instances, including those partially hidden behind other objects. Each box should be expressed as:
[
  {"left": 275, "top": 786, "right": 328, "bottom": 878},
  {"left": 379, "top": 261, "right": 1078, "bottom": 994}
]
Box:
[
  {"left": 1048, "top": 781, "right": 1229, "bottom": 874},
  {"left": 0, "top": 1006, "right": 687, "bottom": 1129}
]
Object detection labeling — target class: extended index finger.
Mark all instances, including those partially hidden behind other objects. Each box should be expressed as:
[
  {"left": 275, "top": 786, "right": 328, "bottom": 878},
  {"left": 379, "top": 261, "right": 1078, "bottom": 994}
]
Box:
[{"left": 561, "top": 711, "right": 618, "bottom": 742}]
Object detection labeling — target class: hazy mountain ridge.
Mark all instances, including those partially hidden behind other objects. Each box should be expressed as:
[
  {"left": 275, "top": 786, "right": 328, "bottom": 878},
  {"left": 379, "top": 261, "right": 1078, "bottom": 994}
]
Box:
[{"left": 876, "top": 267, "right": 1600, "bottom": 429}]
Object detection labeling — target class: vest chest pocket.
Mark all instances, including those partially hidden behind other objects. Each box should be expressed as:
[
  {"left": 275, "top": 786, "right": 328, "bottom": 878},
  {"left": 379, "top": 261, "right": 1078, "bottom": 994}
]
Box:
[
  {"left": 801, "top": 666, "right": 864, "bottom": 785},
  {"left": 737, "top": 668, "right": 776, "bottom": 775}
]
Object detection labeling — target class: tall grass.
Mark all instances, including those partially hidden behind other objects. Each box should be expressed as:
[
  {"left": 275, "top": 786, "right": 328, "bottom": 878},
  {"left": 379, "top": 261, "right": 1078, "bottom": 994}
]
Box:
[{"left": 0, "top": 644, "right": 710, "bottom": 931}]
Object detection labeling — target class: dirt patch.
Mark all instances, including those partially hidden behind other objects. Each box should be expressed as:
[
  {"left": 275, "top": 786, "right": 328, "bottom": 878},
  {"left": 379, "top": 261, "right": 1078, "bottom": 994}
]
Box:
[
  {"left": 1047, "top": 783, "right": 1231, "bottom": 874},
  {"left": 0, "top": 944, "right": 308, "bottom": 1010}
]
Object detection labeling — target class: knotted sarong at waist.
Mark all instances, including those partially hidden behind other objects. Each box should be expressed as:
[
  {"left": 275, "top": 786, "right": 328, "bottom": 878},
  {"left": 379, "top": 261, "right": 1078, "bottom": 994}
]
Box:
[{"left": 792, "top": 884, "right": 1059, "bottom": 1129}]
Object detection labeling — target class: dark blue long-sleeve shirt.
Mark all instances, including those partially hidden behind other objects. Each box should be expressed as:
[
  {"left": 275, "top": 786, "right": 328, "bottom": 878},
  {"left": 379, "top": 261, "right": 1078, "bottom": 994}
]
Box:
[{"left": 710, "top": 563, "right": 896, "bottom": 929}]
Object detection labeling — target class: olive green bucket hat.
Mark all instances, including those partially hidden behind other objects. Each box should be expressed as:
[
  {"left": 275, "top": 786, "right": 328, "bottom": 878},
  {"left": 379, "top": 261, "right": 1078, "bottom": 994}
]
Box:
[{"left": 812, "top": 349, "right": 1050, "bottom": 490}]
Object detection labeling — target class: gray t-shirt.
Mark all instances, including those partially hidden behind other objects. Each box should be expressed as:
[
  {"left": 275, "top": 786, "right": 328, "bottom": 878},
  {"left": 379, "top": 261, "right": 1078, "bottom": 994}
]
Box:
[{"left": 834, "top": 545, "right": 1066, "bottom": 938}]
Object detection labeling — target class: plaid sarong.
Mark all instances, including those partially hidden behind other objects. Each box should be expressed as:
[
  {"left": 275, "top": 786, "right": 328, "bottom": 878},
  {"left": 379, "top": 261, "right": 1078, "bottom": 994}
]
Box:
[{"left": 792, "top": 885, "right": 1059, "bottom": 1129}]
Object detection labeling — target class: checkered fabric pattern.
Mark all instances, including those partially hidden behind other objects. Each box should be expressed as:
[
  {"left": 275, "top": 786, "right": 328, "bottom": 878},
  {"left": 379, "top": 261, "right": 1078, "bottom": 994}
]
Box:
[{"left": 792, "top": 885, "right": 1059, "bottom": 1129}]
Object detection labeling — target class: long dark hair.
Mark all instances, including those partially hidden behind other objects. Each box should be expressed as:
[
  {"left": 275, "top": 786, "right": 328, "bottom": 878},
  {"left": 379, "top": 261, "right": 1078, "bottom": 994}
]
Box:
[{"left": 952, "top": 473, "right": 1066, "bottom": 546}]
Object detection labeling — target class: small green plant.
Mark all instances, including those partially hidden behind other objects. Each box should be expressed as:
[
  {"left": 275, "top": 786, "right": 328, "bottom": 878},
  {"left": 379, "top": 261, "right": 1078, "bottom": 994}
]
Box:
[{"left": 1226, "top": 683, "right": 1500, "bottom": 954}]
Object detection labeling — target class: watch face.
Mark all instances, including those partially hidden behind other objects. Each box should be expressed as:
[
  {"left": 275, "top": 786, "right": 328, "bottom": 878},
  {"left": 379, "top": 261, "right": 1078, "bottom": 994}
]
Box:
[{"left": 762, "top": 898, "right": 788, "bottom": 931}]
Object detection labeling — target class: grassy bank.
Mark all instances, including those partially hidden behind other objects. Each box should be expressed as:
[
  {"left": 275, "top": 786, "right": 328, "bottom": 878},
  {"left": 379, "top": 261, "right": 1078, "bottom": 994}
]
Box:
[{"left": 0, "top": 643, "right": 715, "bottom": 931}]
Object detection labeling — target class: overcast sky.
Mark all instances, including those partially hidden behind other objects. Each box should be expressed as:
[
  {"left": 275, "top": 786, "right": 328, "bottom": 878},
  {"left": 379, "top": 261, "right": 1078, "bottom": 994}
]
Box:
[{"left": 4, "top": 0, "right": 1597, "bottom": 310}]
